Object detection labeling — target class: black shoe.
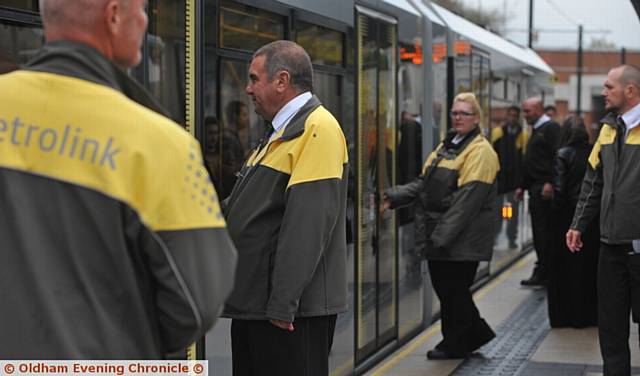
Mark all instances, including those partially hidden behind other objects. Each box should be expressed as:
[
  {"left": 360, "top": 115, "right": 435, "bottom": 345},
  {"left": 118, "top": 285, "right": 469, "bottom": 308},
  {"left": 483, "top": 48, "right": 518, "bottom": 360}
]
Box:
[
  {"left": 426, "top": 349, "right": 468, "bottom": 360},
  {"left": 520, "top": 274, "right": 546, "bottom": 286}
]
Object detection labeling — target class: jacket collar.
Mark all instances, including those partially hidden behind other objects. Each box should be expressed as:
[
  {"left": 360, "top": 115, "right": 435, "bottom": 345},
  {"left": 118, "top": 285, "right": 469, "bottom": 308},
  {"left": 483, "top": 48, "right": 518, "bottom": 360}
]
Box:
[
  {"left": 24, "top": 40, "right": 169, "bottom": 118},
  {"left": 600, "top": 112, "right": 617, "bottom": 128},
  {"left": 438, "top": 127, "right": 481, "bottom": 159},
  {"left": 277, "top": 95, "right": 322, "bottom": 141}
]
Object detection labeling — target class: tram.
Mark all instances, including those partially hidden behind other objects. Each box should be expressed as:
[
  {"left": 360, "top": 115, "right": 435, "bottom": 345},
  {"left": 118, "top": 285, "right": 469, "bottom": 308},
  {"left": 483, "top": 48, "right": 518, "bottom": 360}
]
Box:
[{"left": 0, "top": 0, "right": 554, "bottom": 374}]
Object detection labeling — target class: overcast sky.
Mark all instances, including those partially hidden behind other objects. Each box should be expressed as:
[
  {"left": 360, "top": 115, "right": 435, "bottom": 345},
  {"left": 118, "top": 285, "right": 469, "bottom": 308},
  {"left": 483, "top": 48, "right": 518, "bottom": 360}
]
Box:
[{"left": 457, "top": 0, "right": 640, "bottom": 50}]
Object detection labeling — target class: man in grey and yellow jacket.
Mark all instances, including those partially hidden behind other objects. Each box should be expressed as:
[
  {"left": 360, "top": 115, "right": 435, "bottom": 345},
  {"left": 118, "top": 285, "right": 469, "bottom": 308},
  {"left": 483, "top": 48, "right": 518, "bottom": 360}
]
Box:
[
  {"left": 567, "top": 64, "right": 640, "bottom": 376},
  {"left": 222, "top": 41, "right": 348, "bottom": 376},
  {"left": 0, "top": 0, "right": 237, "bottom": 359}
]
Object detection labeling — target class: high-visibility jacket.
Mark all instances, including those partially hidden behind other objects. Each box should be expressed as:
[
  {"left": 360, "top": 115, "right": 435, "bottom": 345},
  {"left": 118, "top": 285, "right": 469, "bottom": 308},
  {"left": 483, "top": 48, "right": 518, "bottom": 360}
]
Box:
[{"left": 0, "top": 41, "right": 237, "bottom": 358}]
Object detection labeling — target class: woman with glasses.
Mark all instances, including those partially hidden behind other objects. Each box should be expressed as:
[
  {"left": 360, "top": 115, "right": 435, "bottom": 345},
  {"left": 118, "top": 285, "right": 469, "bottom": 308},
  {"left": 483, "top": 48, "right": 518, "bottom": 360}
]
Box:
[{"left": 383, "top": 93, "right": 499, "bottom": 359}]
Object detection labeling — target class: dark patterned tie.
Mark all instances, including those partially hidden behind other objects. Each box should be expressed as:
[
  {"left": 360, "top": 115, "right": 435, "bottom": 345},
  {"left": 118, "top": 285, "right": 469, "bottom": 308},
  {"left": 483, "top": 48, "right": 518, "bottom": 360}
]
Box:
[{"left": 616, "top": 116, "right": 626, "bottom": 156}]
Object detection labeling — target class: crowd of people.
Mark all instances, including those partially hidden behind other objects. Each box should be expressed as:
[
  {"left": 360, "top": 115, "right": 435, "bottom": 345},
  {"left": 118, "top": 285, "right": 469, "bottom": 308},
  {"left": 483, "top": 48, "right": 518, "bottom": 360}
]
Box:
[{"left": 1, "top": 1, "right": 640, "bottom": 376}]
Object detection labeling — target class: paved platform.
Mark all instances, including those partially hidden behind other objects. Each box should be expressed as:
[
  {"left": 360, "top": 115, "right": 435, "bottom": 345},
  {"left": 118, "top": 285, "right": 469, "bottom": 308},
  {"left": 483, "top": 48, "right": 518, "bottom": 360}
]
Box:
[{"left": 365, "top": 252, "right": 640, "bottom": 376}]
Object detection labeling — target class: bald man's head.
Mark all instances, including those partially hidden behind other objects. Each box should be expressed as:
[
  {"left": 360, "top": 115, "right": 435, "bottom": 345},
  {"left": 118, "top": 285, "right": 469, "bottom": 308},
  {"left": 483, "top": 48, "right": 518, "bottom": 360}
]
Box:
[
  {"left": 40, "top": 0, "right": 108, "bottom": 33},
  {"left": 618, "top": 65, "right": 640, "bottom": 89},
  {"left": 603, "top": 65, "right": 640, "bottom": 114},
  {"left": 39, "top": 0, "right": 147, "bottom": 69},
  {"left": 522, "top": 97, "right": 544, "bottom": 126}
]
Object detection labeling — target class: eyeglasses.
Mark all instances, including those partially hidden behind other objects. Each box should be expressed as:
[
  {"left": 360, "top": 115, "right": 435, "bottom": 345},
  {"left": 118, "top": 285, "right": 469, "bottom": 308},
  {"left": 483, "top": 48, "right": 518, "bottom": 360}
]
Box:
[{"left": 450, "top": 111, "right": 475, "bottom": 118}]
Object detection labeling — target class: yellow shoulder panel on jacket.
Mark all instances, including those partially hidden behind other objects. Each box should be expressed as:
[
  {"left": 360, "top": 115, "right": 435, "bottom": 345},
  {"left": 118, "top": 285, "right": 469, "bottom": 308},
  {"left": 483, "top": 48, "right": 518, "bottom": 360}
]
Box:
[
  {"left": 627, "top": 126, "right": 640, "bottom": 145},
  {"left": 516, "top": 129, "right": 528, "bottom": 151},
  {"left": 490, "top": 127, "right": 503, "bottom": 144},
  {"left": 287, "top": 106, "right": 347, "bottom": 187},
  {"left": 458, "top": 136, "right": 499, "bottom": 186},
  {"left": 422, "top": 144, "right": 443, "bottom": 174},
  {"left": 0, "top": 71, "right": 224, "bottom": 231},
  {"left": 598, "top": 123, "right": 616, "bottom": 145},
  {"left": 587, "top": 124, "right": 615, "bottom": 169},
  {"left": 260, "top": 106, "right": 347, "bottom": 188}
]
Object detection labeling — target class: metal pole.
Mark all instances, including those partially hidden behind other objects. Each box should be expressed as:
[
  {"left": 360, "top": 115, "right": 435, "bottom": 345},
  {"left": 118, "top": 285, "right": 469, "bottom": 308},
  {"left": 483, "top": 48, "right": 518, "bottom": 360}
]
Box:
[
  {"left": 576, "top": 24, "right": 583, "bottom": 116},
  {"left": 528, "top": 0, "right": 534, "bottom": 48},
  {"left": 621, "top": 47, "right": 627, "bottom": 64}
]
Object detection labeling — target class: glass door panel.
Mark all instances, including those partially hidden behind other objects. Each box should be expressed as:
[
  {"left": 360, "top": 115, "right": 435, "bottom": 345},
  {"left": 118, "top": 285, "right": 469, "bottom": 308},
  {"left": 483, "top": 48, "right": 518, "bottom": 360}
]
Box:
[
  {"left": 355, "top": 10, "right": 397, "bottom": 361},
  {"left": 376, "top": 21, "right": 396, "bottom": 344}
]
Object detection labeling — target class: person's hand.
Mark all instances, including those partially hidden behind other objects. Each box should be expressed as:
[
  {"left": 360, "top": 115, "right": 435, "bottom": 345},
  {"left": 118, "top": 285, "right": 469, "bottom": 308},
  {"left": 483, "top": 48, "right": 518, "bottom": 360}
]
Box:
[
  {"left": 380, "top": 193, "right": 391, "bottom": 213},
  {"left": 514, "top": 188, "right": 524, "bottom": 201},
  {"left": 566, "top": 229, "right": 583, "bottom": 253},
  {"left": 541, "top": 182, "right": 554, "bottom": 200},
  {"left": 270, "top": 319, "right": 294, "bottom": 332}
]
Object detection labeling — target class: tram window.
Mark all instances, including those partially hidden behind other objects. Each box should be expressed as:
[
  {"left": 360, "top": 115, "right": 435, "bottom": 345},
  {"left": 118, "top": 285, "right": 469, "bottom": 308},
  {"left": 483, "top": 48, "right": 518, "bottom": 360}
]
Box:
[
  {"left": 146, "top": 0, "right": 186, "bottom": 125},
  {"left": 206, "top": 58, "right": 267, "bottom": 200},
  {"left": 220, "top": 0, "right": 284, "bottom": 52},
  {"left": 296, "top": 22, "right": 343, "bottom": 67},
  {"left": 0, "top": 0, "right": 38, "bottom": 11},
  {"left": 314, "top": 72, "right": 342, "bottom": 123},
  {"left": 492, "top": 77, "right": 506, "bottom": 101},
  {"left": 433, "top": 23, "right": 447, "bottom": 142},
  {"left": 506, "top": 80, "right": 520, "bottom": 103},
  {"left": 0, "top": 22, "right": 43, "bottom": 73},
  {"left": 472, "top": 53, "right": 490, "bottom": 130},
  {"left": 455, "top": 54, "right": 471, "bottom": 94}
]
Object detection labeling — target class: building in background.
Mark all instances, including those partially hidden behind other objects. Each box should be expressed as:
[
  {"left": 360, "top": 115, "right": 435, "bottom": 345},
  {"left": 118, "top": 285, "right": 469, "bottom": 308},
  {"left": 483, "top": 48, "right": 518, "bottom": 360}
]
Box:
[{"left": 537, "top": 49, "right": 640, "bottom": 137}]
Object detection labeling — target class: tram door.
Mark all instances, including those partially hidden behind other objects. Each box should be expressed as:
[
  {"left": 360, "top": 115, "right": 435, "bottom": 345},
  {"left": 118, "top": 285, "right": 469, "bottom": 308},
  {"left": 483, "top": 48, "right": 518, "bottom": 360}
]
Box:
[{"left": 355, "top": 7, "right": 398, "bottom": 362}]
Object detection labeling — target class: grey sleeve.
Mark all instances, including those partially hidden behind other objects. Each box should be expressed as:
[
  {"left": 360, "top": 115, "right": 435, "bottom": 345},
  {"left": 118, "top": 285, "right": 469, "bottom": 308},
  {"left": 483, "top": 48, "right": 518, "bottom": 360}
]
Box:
[
  {"left": 266, "top": 178, "right": 345, "bottom": 322},
  {"left": 384, "top": 177, "right": 423, "bottom": 209},
  {"left": 570, "top": 162, "right": 603, "bottom": 233},
  {"left": 144, "top": 227, "right": 237, "bottom": 353}
]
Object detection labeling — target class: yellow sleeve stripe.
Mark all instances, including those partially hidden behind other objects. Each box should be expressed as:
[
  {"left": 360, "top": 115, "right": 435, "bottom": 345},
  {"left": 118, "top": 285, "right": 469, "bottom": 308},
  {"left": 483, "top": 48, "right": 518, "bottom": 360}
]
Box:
[
  {"left": 0, "top": 71, "right": 225, "bottom": 232},
  {"left": 588, "top": 140, "right": 602, "bottom": 170}
]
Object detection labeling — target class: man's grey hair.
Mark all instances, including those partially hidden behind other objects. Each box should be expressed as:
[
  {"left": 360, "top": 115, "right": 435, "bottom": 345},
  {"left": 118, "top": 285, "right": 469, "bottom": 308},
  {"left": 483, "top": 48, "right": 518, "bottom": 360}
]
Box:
[
  {"left": 252, "top": 40, "right": 313, "bottom": 93},
  {"left": 619, "top": 64, "right": 640, "bottom": 89},
  {"left": 39, "top": 0, "right": 117, "bottom": 30}
]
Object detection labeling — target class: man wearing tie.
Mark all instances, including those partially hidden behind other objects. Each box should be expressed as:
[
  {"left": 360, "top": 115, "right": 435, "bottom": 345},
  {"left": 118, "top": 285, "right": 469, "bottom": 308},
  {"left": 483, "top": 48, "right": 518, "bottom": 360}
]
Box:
[
  {"left": 222, "top": 40, "right": 349, "bottom": 376},
  {"left": 567, "top": 64, "right": 640, "bottom": 376}
]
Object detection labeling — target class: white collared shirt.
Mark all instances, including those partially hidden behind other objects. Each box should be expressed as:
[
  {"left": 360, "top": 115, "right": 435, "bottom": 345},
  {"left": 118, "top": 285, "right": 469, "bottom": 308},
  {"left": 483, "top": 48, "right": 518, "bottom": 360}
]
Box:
[
  {"left": 620, "top": 102, "right": 640, "bottom": 137},
  {"left": 533, "top": 114, "right": 551, "bottom": 130},
  {"left": 270, "top": 91, "right": 313, "bottom": 139}
]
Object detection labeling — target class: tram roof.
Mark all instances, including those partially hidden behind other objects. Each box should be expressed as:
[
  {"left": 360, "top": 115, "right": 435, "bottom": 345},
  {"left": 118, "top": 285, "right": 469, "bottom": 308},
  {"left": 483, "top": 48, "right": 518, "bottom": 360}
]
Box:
[{"left": 429, "top": 2, "right": 554, "bottom": 75}]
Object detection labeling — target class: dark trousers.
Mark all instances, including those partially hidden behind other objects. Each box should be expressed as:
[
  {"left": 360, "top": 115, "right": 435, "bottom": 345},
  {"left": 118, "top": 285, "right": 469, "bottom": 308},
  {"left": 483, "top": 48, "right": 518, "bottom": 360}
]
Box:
[
  {"left": 598, "top": 243, "right": 640, "bottom": 376},
  {"left": 428, "top": 260, "right": 495, "bottom": 354},
  {"left": 231, "top": 315, "right": 337, "bottom": 376},
  {"left": 529, "top": 185, "right": 553, "bottom": 277}
]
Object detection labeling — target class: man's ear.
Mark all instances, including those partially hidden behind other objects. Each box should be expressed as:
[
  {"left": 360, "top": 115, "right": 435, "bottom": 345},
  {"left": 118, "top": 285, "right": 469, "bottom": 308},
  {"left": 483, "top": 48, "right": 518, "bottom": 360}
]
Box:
[
  {"left": 105, "top": 0, "right": 122, "bottom": 36},
  {"left": 627, "top": 83, "right": 639, "bottom": 99},
  {"left": 275, "top": 70, "right": 291, "bottom": 93}
]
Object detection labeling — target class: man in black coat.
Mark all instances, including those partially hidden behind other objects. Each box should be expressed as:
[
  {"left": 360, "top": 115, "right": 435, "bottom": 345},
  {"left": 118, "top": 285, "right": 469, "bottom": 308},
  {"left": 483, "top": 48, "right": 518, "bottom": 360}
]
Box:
[
  {"left": 516, "top": 97, "right": 561, "bottom": 286},
  {"left": 492, "top": 105, "right": 526, "bottom": 249}
]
